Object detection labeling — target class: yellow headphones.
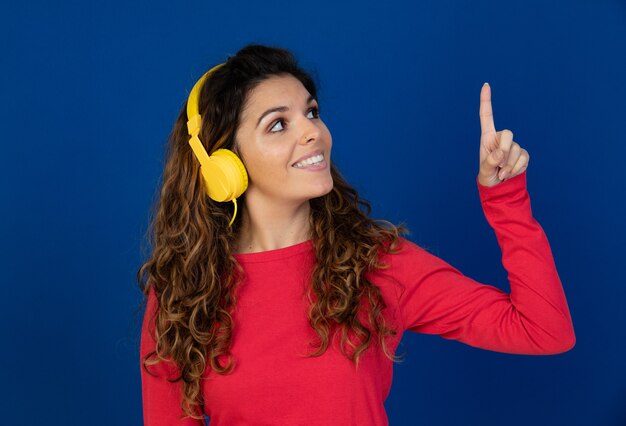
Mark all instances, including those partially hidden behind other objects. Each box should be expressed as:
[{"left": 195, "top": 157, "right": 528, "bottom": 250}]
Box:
[{"left": 186, "top": 63, "right": 249, "bottom": 227}]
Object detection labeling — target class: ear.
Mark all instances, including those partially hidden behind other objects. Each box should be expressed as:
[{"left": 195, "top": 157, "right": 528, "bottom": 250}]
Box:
[{"left": 231, "top": 139, "right": 245, "bottom": 161}]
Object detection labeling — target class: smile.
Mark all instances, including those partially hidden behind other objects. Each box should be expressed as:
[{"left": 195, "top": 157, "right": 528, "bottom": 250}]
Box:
[{"left": 292, "top": 153, "right": 325, "bottom": 168}]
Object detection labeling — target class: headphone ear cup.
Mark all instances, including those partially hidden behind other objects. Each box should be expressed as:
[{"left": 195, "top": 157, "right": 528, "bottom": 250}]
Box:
[{"left": 199, "top": 148, "right": 248, "bottom": 202}]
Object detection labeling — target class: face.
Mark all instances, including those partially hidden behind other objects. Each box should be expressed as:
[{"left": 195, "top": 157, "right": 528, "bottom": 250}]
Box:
[{"left": 234, "top": 74, "right": 333, "bottom": 205}]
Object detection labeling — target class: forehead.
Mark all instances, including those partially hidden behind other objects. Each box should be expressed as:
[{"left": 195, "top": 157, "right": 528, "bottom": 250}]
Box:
[{"left": 242, "top": 74, "right": 310, "bottom": 116}]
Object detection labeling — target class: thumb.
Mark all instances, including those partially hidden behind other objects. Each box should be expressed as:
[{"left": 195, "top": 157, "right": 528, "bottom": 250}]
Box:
[{"left": 480, "top": 148, "right": 504, "bottom": 177}]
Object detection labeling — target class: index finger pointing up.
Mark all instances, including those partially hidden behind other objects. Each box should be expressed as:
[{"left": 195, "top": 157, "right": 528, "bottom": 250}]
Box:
[{"left": 480, "top": 83, "right": 496, "bottom": 136}]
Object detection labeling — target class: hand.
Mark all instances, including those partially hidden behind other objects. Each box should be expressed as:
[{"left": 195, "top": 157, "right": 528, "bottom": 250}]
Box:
[{"left": 477, "top": 83, "right": 530, "bottom": 187}]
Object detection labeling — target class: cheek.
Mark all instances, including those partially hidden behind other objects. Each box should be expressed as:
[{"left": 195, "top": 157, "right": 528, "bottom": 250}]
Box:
[
  {"left": 246, "top": 149, "right": 292, "bottom": 183},
  {"left": 322, "top": 125, "right": 332, "bottom": 148}
]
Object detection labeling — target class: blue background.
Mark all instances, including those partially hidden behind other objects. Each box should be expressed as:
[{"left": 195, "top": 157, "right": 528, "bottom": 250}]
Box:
[{"left": 2, "top": 0, "right": 625, "bottom": 425}]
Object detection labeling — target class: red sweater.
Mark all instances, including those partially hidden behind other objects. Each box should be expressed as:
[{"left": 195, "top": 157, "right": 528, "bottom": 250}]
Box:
[{"left": 140, "top": 169, "right": 575, "bottom": 425}]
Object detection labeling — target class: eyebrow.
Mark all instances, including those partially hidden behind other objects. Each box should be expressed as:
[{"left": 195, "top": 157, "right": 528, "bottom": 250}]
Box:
[{"left": 256, "top": 94, "right": 317, "bottom": 129}]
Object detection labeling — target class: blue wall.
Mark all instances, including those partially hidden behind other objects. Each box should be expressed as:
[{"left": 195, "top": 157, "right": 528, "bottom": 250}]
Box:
[{"left": 1, "top": 0, "right": 624, "bottom": 424}]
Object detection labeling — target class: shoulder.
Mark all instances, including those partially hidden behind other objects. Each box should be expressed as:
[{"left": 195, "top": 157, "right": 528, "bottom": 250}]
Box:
[
  {"left": 378, "top": 236, "right": 429, "bottom": 262},
  {"left": 365, "top": 237, "right": 435, "bottom": 316},
  {"left": 375, "top": 236, "right": 449, "bottom": 281},
  {"left": 371, "top": 236, "right": 422, "bottom": 278}
]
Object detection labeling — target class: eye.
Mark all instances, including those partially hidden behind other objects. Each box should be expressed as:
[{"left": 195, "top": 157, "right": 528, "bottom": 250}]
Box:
[
  {"left": 269, "top": 106, "right": 321, "bottom": 133},
  {"left": 269, "top": 119, "right": 285, "bottom": 133},
  {"left": 307, "top": 106, "right": 320, "bottom": 119}
]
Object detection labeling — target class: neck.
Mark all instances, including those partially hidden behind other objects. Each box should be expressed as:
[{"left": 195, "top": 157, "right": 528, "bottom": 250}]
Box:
[{"left": 235, "top": 195, "right": 312, "bottom": 254}]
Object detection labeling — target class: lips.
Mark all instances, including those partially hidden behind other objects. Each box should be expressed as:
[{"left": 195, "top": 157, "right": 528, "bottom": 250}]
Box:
[{"left": 291, "top": 149, "right": 324, "bottom": 167}]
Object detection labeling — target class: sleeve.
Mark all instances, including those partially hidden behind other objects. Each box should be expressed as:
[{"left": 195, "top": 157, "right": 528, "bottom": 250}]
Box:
[
  {"left": 394, "top": 169, "right": 576, "bottom": 355},
  {"left": 140, "top": 284, "right": 205, "bottom": 425}
]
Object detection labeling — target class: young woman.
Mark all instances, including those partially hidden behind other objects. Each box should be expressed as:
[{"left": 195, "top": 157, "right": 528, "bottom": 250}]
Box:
[{"left": 137, "top": 43, "right": 575, "bottom": 425}]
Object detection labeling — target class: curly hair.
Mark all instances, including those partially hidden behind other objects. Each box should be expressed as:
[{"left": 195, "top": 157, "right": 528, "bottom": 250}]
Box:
[{"left": 136, "top": 43, "right": 410, "bottom": 421}]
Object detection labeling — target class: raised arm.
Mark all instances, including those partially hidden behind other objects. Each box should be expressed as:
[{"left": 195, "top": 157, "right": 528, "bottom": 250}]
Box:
[{"left": 394, "top": 170, "right": 575, "bottom": 355}]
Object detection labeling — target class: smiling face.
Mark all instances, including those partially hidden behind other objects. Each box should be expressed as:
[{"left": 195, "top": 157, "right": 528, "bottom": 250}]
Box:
[{"left": 234, "top": 73, "right": 333, "bottom": 206}]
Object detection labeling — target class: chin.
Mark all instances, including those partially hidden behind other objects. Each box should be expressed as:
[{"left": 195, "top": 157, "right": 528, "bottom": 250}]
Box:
[{"left": 314, "top": 178, "right": 334, "bottom": 198}]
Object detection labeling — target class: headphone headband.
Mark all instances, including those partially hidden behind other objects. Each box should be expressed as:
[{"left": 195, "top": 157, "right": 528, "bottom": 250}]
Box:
[{"left": 186, "top": 62, "right": 225, "bottom": 136}]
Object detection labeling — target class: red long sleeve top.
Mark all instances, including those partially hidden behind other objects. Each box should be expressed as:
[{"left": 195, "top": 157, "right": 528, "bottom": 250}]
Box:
[{"left": 140, "top": 169, "right": 576, "bottom": 425}]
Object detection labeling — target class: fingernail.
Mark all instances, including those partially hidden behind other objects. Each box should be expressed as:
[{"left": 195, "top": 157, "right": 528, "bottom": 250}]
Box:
[
  {"left": 484, "top": 82, "right": 490, "bottom": 87},
  {"left": 499, "top": 170, "right": 508, "bottom": 180}
]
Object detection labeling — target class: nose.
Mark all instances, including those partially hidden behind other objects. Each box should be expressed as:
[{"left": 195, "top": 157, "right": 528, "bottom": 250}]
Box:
[{"left": 299, "top": 117, "right": 320, "bottom": 144}]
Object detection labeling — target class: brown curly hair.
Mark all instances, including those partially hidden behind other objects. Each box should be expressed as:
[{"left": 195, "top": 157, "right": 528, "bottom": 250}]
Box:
[{"left": 136, "top": 43, "right": 410, "bottom": 421}]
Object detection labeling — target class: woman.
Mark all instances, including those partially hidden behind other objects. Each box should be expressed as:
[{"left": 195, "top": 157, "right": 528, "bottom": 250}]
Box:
[{"left": 137, "top": 43, "right": 575, "bottom": 425}]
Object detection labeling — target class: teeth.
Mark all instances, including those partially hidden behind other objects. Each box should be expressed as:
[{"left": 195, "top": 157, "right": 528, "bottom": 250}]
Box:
[{"left": 293, "top": 153, "right": 324, "bottom": 168}]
